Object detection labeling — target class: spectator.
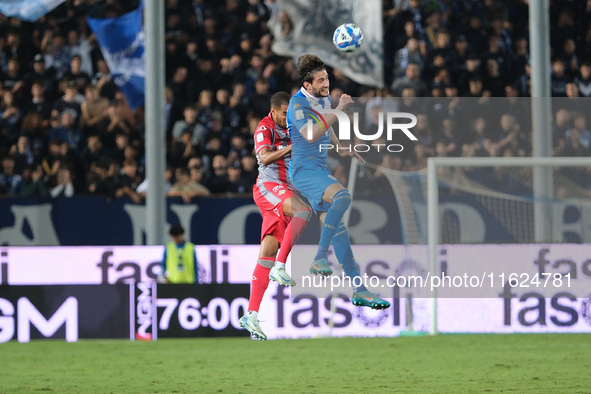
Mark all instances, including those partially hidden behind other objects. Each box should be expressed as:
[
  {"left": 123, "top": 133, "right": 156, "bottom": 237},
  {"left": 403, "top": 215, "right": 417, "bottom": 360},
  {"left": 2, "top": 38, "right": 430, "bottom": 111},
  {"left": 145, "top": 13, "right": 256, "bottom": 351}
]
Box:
[
  {"left": 226, "top": 160, "right": 251, "bottom": 194},
  {"left": 24, "top": 54, "right": 58, "bottom": 102},
  {"left": 52, "top": 80, "right": 83, "bottom": 122},
  {"left": 205, "top": 154, "right": 231, "bottom": 194},
  {"left": 20, "top": 164, "right": 49, "bottom": 197},
  {"left": 0, "top": 155, "right": 22, "bottom": 195},
  {"left": 168, "top": 166, "right": 210, "bottom": 203},
  {"left": 424, "top": 30, "right": 454, "bottom": 81},
  {"left": 575, "top": 62, "right": 591, "bottom": 97},
  {"left": 2, "top": 57, "right": 25, "bottom": 100},
  {"left": 92, "top": 58, "right": 118, "bottom": 100},
  {"left": 189, "top": 165, "right": 210, "bottom": 195},
  {"left": 49, "top": 109, "right": 85, "bottom": 154},
  {"left": 24, "top": 80, "right": 53, "bottom": 122},
  {"left": 49, "top": 164, "right": 75, "bottom": 197},
  {"left": 391, "top": 62, "right": 428, "bottom": 97},
  {"left": 394, "top": 36, "right": 423, "bottom": 79},
  {"left": 170, "top": 128, "right": 199, "bottom": 168},
  {"left": 80, "top": 84, "right": 109, "bottom": 134},
  {"left": 136, "top": 165, "right": 173, "bottom": 198},
  {"left": 228, "top": 133, "right": 250, "bottom": 162},
  {"left": 0, "top": 90, "right": 23, "bottom": 145},
  {"left": 79, "top": 134, "right": 107, "bottom": 173},
  {"left": 561, "top": 38, "right": 579, "bottom": 77},
  {"left": 214, "top": 88, "right": 241, "bottom": 130},
  {"left": 9, "top": 134, "right": 34, "bottom": 174},
  {"left": 114, "top": 159, "right": 142, "bottom": 203},
  {"left": 240, "top": 153, "right": 258, "bottom": 186},
  {"left": 169, "top": 65, "right": 192, "bottom": 104},
  {"left": 65, "top": 29, "right": 93, "bottom": 77},
  {"left": 483, "top": 58, "right": 506, "bottom": 97},
  {"left": 195, "top": 89, "right": 214, "bottom": 126},
  {"left": 457, "top": 53, "right": 482, "bottom": 95},
  {"left": 40, "top": 30, "right": 70, "bottom": 79},
  {"left": 171, "top": 104, "right": 207, "bottom": 149},
  {"left": 62, "top": 55, "right": 92, "bottom": 94},
  {"left": 512, "top": 36, "right": 529, "bottom": 81},
  {"left": 551, "top": 58, "right": 569, "bottom": 97},
  {"left": 109, "top": 132, "right": 130, "bottom": 163},
  {"left": 21, "top": 111, "right": 48, "bottom": 158},
  {"left": 565, "top": 114, "right": 591, "bottom": 151},
  {"left": 96, "top": 100, "right": 133, "bottom": 150},
  {"left": 206, "top": 111, "right": 232, "bottom": 150},
  {"left": 4, "top": 29, "right": 32, "bottom": 68},
  {"left": 452, "top": 35, "right": 470, "bottom": 74}
]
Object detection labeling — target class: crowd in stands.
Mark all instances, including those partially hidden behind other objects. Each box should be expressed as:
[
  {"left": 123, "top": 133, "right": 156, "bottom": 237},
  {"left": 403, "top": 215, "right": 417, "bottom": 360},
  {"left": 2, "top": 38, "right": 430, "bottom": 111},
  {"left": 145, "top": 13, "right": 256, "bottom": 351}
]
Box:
[{"left": 0, "top": 0, "right": 590, "bottom": 199}]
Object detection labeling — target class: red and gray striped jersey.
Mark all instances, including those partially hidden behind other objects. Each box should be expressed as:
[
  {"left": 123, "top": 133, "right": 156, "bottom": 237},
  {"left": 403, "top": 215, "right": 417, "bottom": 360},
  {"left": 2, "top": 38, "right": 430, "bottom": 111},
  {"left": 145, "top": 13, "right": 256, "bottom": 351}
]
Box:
[{"left": 254, "top": 113, "right": 291, "bottom": 185}]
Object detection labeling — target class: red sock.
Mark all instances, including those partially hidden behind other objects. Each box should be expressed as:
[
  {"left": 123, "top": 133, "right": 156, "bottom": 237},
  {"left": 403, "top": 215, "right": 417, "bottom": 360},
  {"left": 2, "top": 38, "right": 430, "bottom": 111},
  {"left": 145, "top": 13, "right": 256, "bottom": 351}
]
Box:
[
  {"left": 276, "top": 209, "right": 312, "bottom": 264},
  {"left": 248, "top": 257, "right": 274, "bottom": 312}
]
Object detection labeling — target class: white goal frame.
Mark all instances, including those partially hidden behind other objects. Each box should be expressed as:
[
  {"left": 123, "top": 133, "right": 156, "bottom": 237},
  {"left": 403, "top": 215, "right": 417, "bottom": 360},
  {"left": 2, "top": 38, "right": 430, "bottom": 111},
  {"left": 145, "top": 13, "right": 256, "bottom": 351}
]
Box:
[{"left": 427, "top": 156, "right": 591, "bottom": 335}]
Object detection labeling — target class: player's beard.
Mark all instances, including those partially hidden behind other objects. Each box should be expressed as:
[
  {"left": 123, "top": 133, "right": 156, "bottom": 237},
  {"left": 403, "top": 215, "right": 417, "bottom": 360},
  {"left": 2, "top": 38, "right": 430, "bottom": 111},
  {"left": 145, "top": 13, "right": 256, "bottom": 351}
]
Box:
[{"left": 311, "top": 85, "right": 329, "bottom": 98}]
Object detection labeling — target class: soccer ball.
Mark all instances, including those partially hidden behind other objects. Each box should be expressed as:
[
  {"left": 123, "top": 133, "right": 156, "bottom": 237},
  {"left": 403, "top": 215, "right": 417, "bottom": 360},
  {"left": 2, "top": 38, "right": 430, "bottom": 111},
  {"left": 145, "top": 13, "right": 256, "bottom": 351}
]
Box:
[{"left": 333, "top": 23, "right": 364, "bottom": 53}]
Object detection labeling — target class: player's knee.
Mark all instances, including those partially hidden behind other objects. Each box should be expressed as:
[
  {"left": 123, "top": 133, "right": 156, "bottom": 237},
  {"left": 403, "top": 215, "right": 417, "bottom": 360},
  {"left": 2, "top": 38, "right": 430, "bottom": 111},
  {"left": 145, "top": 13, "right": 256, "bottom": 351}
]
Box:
[
  {"left": 293, "top": 207, "right": 313, "bottom": 222},
  {"left": 332, "top": 189, "right": 351, "bottom": 211}
]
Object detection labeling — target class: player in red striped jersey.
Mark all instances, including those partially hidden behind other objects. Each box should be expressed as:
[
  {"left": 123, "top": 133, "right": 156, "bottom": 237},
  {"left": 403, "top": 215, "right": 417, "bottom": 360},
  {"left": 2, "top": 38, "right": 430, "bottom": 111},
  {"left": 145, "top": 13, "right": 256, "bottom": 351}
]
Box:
[{"left": 239, "top": 92, "right": 312, "bottom": 340}]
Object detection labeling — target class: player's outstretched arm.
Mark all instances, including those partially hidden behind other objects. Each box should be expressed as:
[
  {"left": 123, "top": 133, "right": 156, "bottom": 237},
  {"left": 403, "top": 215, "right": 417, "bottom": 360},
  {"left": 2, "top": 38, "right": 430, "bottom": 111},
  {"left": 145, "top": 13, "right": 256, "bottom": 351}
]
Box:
[{"left": 330, "top": 129, "right": 365, "bottom": 164}]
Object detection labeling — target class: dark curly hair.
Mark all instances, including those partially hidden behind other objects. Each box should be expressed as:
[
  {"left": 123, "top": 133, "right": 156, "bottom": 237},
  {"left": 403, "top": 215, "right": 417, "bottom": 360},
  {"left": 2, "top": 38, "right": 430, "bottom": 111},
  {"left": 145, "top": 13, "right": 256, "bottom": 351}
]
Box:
[{"left": 296, "top": 54, "right": 326, "bottom": 85}]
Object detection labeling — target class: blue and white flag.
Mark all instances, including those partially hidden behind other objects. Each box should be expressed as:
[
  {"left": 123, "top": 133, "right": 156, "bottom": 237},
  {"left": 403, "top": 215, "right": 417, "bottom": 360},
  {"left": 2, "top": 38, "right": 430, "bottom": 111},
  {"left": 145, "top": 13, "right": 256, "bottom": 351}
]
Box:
[
  {"left": 0, "top": 0, "right": 65, "bottom": 22},
  {"left": 269, "top": 0, "right": 384, "bottom": 87},
  {"left": 87, "top": 4, "right": 145, "bottom": 110}
]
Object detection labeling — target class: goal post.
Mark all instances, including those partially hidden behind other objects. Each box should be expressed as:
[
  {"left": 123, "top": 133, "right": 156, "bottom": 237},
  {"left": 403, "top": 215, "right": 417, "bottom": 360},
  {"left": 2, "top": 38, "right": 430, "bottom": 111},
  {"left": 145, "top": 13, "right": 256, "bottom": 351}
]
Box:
[{"left": 427, "top": 156, "right": 591, "bottom": 335}]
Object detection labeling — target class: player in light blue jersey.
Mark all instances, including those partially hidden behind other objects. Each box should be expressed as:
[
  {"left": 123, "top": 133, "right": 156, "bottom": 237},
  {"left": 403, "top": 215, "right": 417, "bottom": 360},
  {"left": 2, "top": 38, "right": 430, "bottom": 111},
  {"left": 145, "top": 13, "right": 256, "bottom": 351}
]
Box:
[{"left": 287, "top": 54, "right": 390, "bottom": 310}]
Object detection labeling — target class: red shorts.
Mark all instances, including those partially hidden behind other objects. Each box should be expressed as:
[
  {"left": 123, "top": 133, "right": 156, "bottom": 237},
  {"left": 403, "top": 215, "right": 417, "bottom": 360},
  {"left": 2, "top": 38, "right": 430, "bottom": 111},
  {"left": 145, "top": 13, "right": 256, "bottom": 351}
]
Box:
[{"left": 253, "top": 181, "right": 293, "bottom": 244}]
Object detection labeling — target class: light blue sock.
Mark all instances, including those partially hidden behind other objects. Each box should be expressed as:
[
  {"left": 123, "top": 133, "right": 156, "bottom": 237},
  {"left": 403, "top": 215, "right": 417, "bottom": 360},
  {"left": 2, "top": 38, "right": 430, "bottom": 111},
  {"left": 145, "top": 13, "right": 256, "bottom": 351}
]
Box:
[
  {"left": 314, "top": 189, "right": 351, "bottom": 261},
  {"left": 332, "top": 222, "right": 367, "bottom": 293}
]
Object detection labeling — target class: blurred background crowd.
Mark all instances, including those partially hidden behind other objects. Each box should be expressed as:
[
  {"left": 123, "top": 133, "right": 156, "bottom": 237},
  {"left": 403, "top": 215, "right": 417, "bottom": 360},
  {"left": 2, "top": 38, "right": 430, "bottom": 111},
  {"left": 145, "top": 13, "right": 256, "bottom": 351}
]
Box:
[{"left": 0, "top": 0, "right": 590, "bottom": 199}]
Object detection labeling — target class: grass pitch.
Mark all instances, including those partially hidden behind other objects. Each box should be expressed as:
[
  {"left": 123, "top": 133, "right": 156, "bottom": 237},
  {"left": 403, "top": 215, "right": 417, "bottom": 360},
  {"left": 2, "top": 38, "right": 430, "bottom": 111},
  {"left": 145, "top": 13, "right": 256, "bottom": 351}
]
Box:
[{"left": 1, "top": 334, "right": 590, "bottom": 393}]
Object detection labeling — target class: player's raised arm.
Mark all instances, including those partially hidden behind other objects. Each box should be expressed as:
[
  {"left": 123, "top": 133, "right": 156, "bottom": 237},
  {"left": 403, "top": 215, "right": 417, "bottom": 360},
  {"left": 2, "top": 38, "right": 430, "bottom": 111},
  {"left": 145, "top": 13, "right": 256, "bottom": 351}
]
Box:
[{"left": 297, "top": 93, "right": 353, "bottom": 143}]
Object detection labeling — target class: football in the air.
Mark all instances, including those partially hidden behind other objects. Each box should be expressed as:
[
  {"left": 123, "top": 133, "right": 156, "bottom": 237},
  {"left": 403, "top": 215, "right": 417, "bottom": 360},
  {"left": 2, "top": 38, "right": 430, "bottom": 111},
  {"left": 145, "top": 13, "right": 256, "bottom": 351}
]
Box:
[{"left": 333, "top": 23, "right": 364, "bottom": 53}]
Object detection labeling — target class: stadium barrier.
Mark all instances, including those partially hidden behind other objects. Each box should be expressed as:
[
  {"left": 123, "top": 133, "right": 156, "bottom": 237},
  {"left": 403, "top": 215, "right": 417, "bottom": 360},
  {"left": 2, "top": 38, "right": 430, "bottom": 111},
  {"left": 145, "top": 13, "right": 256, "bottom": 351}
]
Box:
[{"left": 1, "top": 244, "right": 590, "bottom": 341}]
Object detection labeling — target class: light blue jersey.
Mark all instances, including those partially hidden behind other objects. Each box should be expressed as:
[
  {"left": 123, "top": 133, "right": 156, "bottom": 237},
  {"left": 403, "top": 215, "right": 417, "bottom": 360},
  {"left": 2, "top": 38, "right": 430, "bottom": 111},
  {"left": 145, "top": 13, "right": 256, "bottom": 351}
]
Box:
[
  {"left": 287, "top": 88, "right": 332, "bottom": 167},
  {"left": 287, "top": 88, "right": 339, "bottom": 211}
]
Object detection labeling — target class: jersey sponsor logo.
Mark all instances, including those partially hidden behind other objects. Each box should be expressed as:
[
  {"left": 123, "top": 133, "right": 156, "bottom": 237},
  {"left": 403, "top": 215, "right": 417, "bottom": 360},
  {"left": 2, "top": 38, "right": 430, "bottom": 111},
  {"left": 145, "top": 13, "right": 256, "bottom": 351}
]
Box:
[
  {"left": 256, "top": 125, "right": 267, "bottom": 131},
  {"left": 272, "top": 185, "right": 285, "bottom": 193},
  {"left": 256, "top": 132, "right": 264, "bottom": 143},
  {"left": 273, "top": 208, "right": 280, "bottom": 217},
  {"left": 328, "top": 174, "right": 337, "bottom": 181}
]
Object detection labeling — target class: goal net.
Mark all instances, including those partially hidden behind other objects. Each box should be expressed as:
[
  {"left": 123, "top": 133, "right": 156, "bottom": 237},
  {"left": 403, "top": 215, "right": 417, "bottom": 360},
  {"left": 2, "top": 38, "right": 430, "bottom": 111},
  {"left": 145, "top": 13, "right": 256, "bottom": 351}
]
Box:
[{"left": 347, "top": 157, "right": 591, "bottom": 334}]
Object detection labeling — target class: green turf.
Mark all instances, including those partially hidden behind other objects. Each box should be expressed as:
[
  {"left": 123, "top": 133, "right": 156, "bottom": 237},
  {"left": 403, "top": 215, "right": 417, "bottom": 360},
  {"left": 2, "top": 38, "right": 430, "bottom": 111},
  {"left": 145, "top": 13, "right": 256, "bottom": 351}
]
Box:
[{"left": 1, "top": 334, "right": 590, "bottom": 393}]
